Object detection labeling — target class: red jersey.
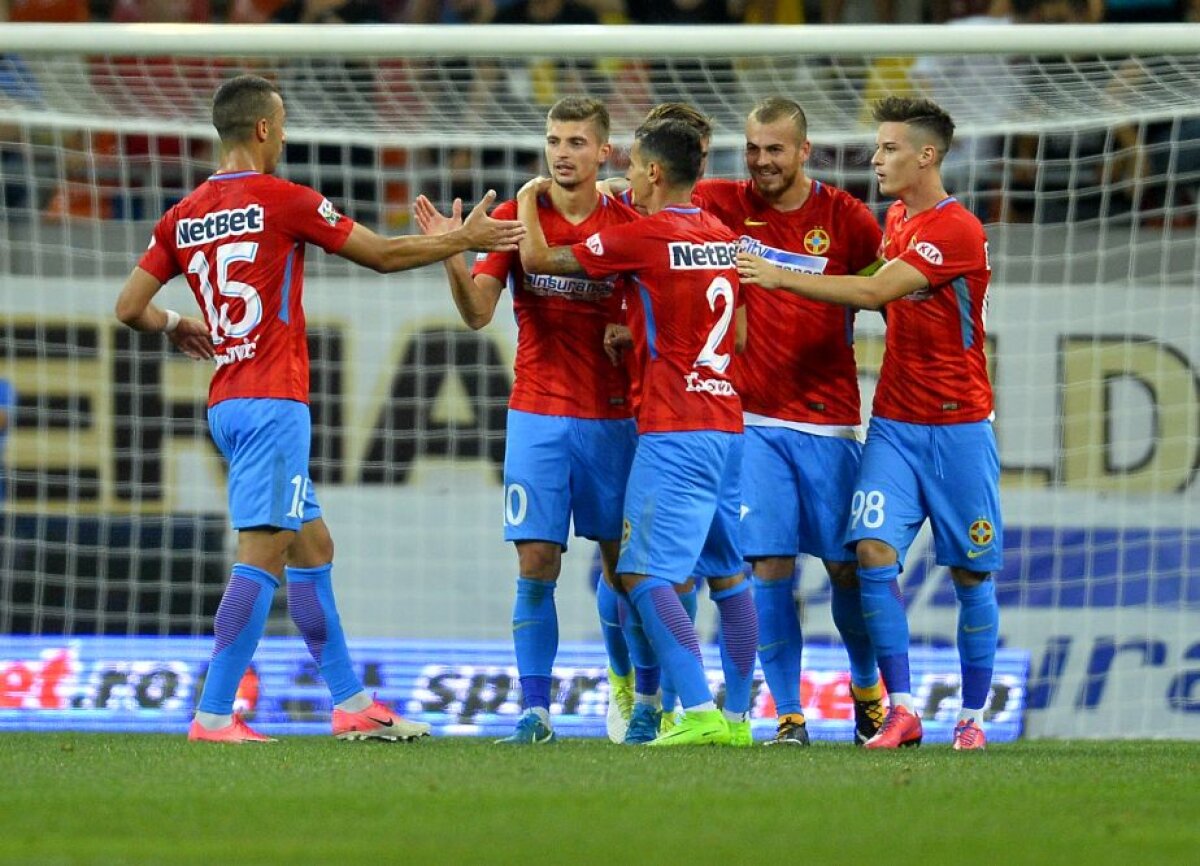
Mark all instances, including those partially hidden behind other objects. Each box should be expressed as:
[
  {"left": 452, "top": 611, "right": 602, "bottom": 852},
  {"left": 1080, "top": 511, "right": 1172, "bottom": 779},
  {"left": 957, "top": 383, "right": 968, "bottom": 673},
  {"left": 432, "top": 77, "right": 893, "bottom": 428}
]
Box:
[
  {"left": 694, "top": 178, "right": 881, "bottom": 427},
  {"left": 138, "top": 171, "right": 354, "bottom": 407},
  {"left": 473, "top": 195, "right": 637, "bottom": 419},
  {"left": 873, "top": 196, "right": 993, "bottom": 424},
  {"left": 572, "top": 205, "right": 743, "bottom": 435}
]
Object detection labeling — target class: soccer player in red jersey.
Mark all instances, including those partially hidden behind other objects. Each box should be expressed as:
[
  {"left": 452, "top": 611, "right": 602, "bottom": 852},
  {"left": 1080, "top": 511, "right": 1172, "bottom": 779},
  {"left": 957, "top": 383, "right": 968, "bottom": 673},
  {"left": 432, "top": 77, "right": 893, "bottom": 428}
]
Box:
[
  {"left": 600, "top": 102, "right": 719, "bottom": 741},
  {"left": 114, "top": 74, "right": 524, "bottom": 743},
  {"left": 519, "top": 118, "right": 758, "bottom": 746},
  {"left": 414, "top": 97, "right": 643, "bottom": 745},
  {"left": 738, "top": 96, "right": 1001, "bottom": 751},
  {"left": 695, "top": 97, "right": 886, "bottom": 746}
]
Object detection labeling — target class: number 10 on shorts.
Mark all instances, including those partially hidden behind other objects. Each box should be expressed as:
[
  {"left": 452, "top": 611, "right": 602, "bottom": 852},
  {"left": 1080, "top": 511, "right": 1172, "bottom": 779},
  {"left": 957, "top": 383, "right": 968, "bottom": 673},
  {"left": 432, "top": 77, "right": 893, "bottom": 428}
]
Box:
[{"left": 850, "top": 490, "right": 886, "bottom": 530}]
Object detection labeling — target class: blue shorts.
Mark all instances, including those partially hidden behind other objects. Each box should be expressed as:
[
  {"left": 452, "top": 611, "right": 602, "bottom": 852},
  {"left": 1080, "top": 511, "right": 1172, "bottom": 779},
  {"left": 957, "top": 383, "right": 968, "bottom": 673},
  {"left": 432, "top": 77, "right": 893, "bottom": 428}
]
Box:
[
  {"left": 503, "top": 409, "right": 637, "bottom": 548},
  {"left": 845, "top": 416, "right": 1003, "bottom": 572},
  {"left": 741, "top": 425, "right": 862, "bottom": 563},
  {"left": 618, "top": 431, "right": 744, "bottom": 582},
  {"left": 208, "top": 398, "right": 320, "bottom": 531}
]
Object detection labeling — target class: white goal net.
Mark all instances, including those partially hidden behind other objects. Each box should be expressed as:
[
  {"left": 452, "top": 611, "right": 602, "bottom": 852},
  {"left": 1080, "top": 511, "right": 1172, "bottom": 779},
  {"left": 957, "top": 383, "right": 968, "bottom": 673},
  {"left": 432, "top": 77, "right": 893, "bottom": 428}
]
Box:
[{"left": 0, "top": 23, "right": 1198, "bottom": 738}]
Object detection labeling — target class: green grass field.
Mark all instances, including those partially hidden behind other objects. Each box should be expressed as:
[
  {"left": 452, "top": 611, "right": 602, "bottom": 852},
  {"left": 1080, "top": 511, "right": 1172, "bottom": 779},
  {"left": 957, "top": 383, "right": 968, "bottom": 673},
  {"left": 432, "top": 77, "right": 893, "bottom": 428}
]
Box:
[{"left": 0, "top": 734, "right": 1196, "bottom": 865}]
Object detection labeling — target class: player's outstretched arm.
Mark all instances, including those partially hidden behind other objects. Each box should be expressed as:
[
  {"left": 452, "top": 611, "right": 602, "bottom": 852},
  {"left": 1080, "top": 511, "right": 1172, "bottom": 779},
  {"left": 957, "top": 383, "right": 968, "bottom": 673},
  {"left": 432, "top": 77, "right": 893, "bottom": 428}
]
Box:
[
  {"left": 516, "top": 177, "right": 585, "bottom": 276},
  {"left": 413, "top": 194, "right": 504, "bottom": 330},
  {"left": 114, "top": 266, "right": 215, "bottom": 360},
  {"left": 736, "top": 253, "right": 927, "bottom": 311},
  {"left": 337, "top": 190, "right": 525, "bottom": 274}
]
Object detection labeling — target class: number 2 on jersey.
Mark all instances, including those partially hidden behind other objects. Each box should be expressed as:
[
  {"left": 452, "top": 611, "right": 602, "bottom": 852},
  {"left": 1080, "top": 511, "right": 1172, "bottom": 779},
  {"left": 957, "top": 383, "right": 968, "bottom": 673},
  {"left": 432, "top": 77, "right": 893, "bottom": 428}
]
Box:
[
  {"left": 187, "top": 242, "right": 264, "bottom": 345},
  {"left": 694, "top": 276, "right": 735, "bottom": 373}
]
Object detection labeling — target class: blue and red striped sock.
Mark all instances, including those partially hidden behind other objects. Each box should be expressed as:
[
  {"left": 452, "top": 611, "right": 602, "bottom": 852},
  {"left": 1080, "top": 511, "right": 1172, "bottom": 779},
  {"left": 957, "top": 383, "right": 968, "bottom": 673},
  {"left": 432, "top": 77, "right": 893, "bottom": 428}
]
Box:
[{"left": 197, "top": 563, "right": 277, "bottom": 716}]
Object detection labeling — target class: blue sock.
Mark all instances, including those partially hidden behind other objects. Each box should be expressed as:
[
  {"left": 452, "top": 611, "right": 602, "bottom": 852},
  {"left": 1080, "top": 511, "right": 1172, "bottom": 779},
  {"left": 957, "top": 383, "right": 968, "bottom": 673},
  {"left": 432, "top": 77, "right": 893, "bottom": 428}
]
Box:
[
  {"left": 712, "top": 581, "right": 758, "bottom": 716},
  {"left": 858, "top": 563, "right": 911, "bottom": 696},
  {"left": 628, "top": 579, "right": 710, "bottom": 709},
  {"left": 286, "top": 564, "right": 364, "bottom": 704},
  {"left": 752, "top": 576, "right": 802, "bottom": 716},
  {"left": 618, "top": 591, "right": 659, "bottom": 691},
  {"left": 512, "top": 577, "right": 558, "bottom": 711},
  {"left": 955, "top": 580, "right": 999, "bottom": 710},
  {"left": 596, "top": 579, "right": 631, "bottom": 677},
  {"left": 635, "top": 664, "right": 661, "bottom": 697},
  {"left": 831, "top": 581, "right": 879, "bottom": 689},
  {"left": 661, "top": 587, "right": 698, "bottom": 712},
  {"left": 198, "top": 564, "right": 277, "bottom": 715}
]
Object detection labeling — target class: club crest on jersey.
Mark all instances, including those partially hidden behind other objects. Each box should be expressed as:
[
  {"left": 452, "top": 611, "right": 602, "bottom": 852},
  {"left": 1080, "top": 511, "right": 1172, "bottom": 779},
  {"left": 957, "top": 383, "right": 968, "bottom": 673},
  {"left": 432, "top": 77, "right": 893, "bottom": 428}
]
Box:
[
  {"left": 318, "top": 198, "right": 342, "bottom": 226},
  {"left": 669, "top": 241, "right": 737, "bottom": 270},
  {"left": 804, "top": 228, "right": 831, "bottom": 255},
  {"left": 586, "top": 232, "right": 604, "bottom": 255},
  {"left": 968, "top": 518, "right": 994, "bottom": 547},
  {"left": 176, "top": 204, "right": 264, "bottom": 248},
  {"left": 914, "top": 240, "right": 943, "bottom": 265}
]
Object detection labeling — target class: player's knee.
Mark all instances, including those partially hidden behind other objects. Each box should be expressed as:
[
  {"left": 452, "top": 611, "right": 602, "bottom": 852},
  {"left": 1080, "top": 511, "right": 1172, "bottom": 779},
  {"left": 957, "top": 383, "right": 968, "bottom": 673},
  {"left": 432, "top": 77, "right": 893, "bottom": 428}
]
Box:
[
  {"left": 706, "top": 572, "right": 745, "bottom": 593},
  {"left": 596, "top": 540, "right": 621, "bottom": 580},
  {"left": 287, "top": 519, "right": 334, "bottom": 568},
  {"left": 675, "top": 577, "right": 696, "bottom": 595},
  {"left": 950, "top": 567, "right": 989, "bottom": 588},
  {"left": 236, "top": 527, "right": 292, "bottom": 575},
  {"left": 825, "top": 560, "right": 859, "bottom": 589},
  {"left": 751, "top": 556, "right": 795, "bottom": 582},
  {"left": 516, "top": 542, "right": 562, "bottom": 580},
  {"left": 856, "top": 539, "right": 898, "bottom": 570},
  {"left": 618, "top": 572, "right": 645, "bottom": 594}
]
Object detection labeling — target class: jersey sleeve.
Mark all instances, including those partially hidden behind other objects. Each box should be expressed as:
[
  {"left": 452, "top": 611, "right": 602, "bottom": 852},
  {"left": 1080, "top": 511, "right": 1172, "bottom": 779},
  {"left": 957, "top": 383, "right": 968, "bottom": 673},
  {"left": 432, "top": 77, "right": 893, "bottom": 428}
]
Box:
[
  {"left": 471, "top": 198, "right": 517, "bottom": 285},
  {"left": 571, "top": 221, "right": 651, "bottom": 279},
  {"left": 136, "top": 215, "right": 181, "bottom": 284},
  {"left": 842, "top": 197, "right": 884, "bottom": 274},
  {"left": 897, "top": 214, "right": 983, "bottom": 287},
  {"left": 691, "top": 178, "right": 739, "bottom": 226},
  {"left": 277, "top": 183, "right": 356, "bottom": 254}
]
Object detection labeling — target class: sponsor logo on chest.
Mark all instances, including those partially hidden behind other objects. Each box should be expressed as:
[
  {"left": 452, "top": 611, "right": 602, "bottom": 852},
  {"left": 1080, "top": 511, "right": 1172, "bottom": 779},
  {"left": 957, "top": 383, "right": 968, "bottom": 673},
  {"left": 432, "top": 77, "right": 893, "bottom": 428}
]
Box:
[
  {"left": 669, "top": 241, "right": 738, "bottom": 270},
  {"left": 177, "top": 204, "right": 264, "bottom": 248},
  {"left": 738, "top": 236, "right": 828, "bottom": 275},
  {"left": 524, "top": 272, "right": 615, "bottom": 301}
]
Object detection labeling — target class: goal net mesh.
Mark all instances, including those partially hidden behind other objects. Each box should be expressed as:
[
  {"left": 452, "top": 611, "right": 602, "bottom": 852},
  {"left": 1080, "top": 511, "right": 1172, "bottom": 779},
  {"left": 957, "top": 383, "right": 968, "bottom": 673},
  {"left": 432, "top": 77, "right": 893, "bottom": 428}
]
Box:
[{"left": 1, "top": 27, "right": 1197, "bottom": 737}]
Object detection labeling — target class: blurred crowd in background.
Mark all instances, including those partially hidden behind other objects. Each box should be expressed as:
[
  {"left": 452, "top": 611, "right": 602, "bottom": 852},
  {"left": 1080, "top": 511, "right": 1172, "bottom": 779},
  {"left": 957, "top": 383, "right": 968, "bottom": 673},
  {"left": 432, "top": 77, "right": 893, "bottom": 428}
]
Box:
[{"left": 3, "top": 0, "right": 1197, "bottom": 26}]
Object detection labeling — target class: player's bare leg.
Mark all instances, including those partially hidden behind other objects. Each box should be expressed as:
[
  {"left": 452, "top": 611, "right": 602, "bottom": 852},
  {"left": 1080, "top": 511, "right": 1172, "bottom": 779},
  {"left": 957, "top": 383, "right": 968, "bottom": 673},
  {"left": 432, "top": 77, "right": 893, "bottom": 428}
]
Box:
[
  {"left": 751, "top": 556, "right": 808, "bottom": 746},
  {"left": 190, "top": 527, "right": 292, "bottom": 741},
  {"left": 709, "top": 571, "right": 758, "bottom": 747},
  {"left": 280, "top": 518, "right": 430, "bottom": 741},
  {"left": 949, "top": 567, "right": 997, "bottom": 750},
  {"left": 856, "top": 539, "right": 922, "bottom": 749},
  {"left": 826, "top": 560, "right": 884, "bottom": 745},
  {"left": 595, "top": 540, "right": 636, "bottom": 742},
  {"left": 656, "top": 578, "right": 698, "bottom": 735},
  {"left": 497, "top": 541, "right": 562, "bottom": 744}
]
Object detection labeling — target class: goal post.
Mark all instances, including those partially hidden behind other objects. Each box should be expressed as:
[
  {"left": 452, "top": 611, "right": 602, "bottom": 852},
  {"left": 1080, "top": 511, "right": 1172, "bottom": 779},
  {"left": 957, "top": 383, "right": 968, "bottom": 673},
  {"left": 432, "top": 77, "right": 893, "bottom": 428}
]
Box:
[{"left": 0, "top": 23, "right": 1197, "bottom": 739}]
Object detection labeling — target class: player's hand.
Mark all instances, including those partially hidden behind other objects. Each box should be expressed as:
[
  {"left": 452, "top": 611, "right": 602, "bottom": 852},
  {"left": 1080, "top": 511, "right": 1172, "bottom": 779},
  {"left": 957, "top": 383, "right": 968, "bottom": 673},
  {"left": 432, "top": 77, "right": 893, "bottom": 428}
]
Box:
[
  {"left": 461, "top": 189, "right": 526, "bottom": 252},
  {"left": 736, "top": 252, "right": 783, "bottom": 289},
  {"left": 603, "top": 323, "right": 633, "bottom": 366},
  {"left": 169, "top": 317, "right": 215, "bottom": 361},
  {"left": 516, "top": 176, "right": 552, "bottom": 201},
  {"left": 413, "top": 194, "right": 462, "bottom": 236}
]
